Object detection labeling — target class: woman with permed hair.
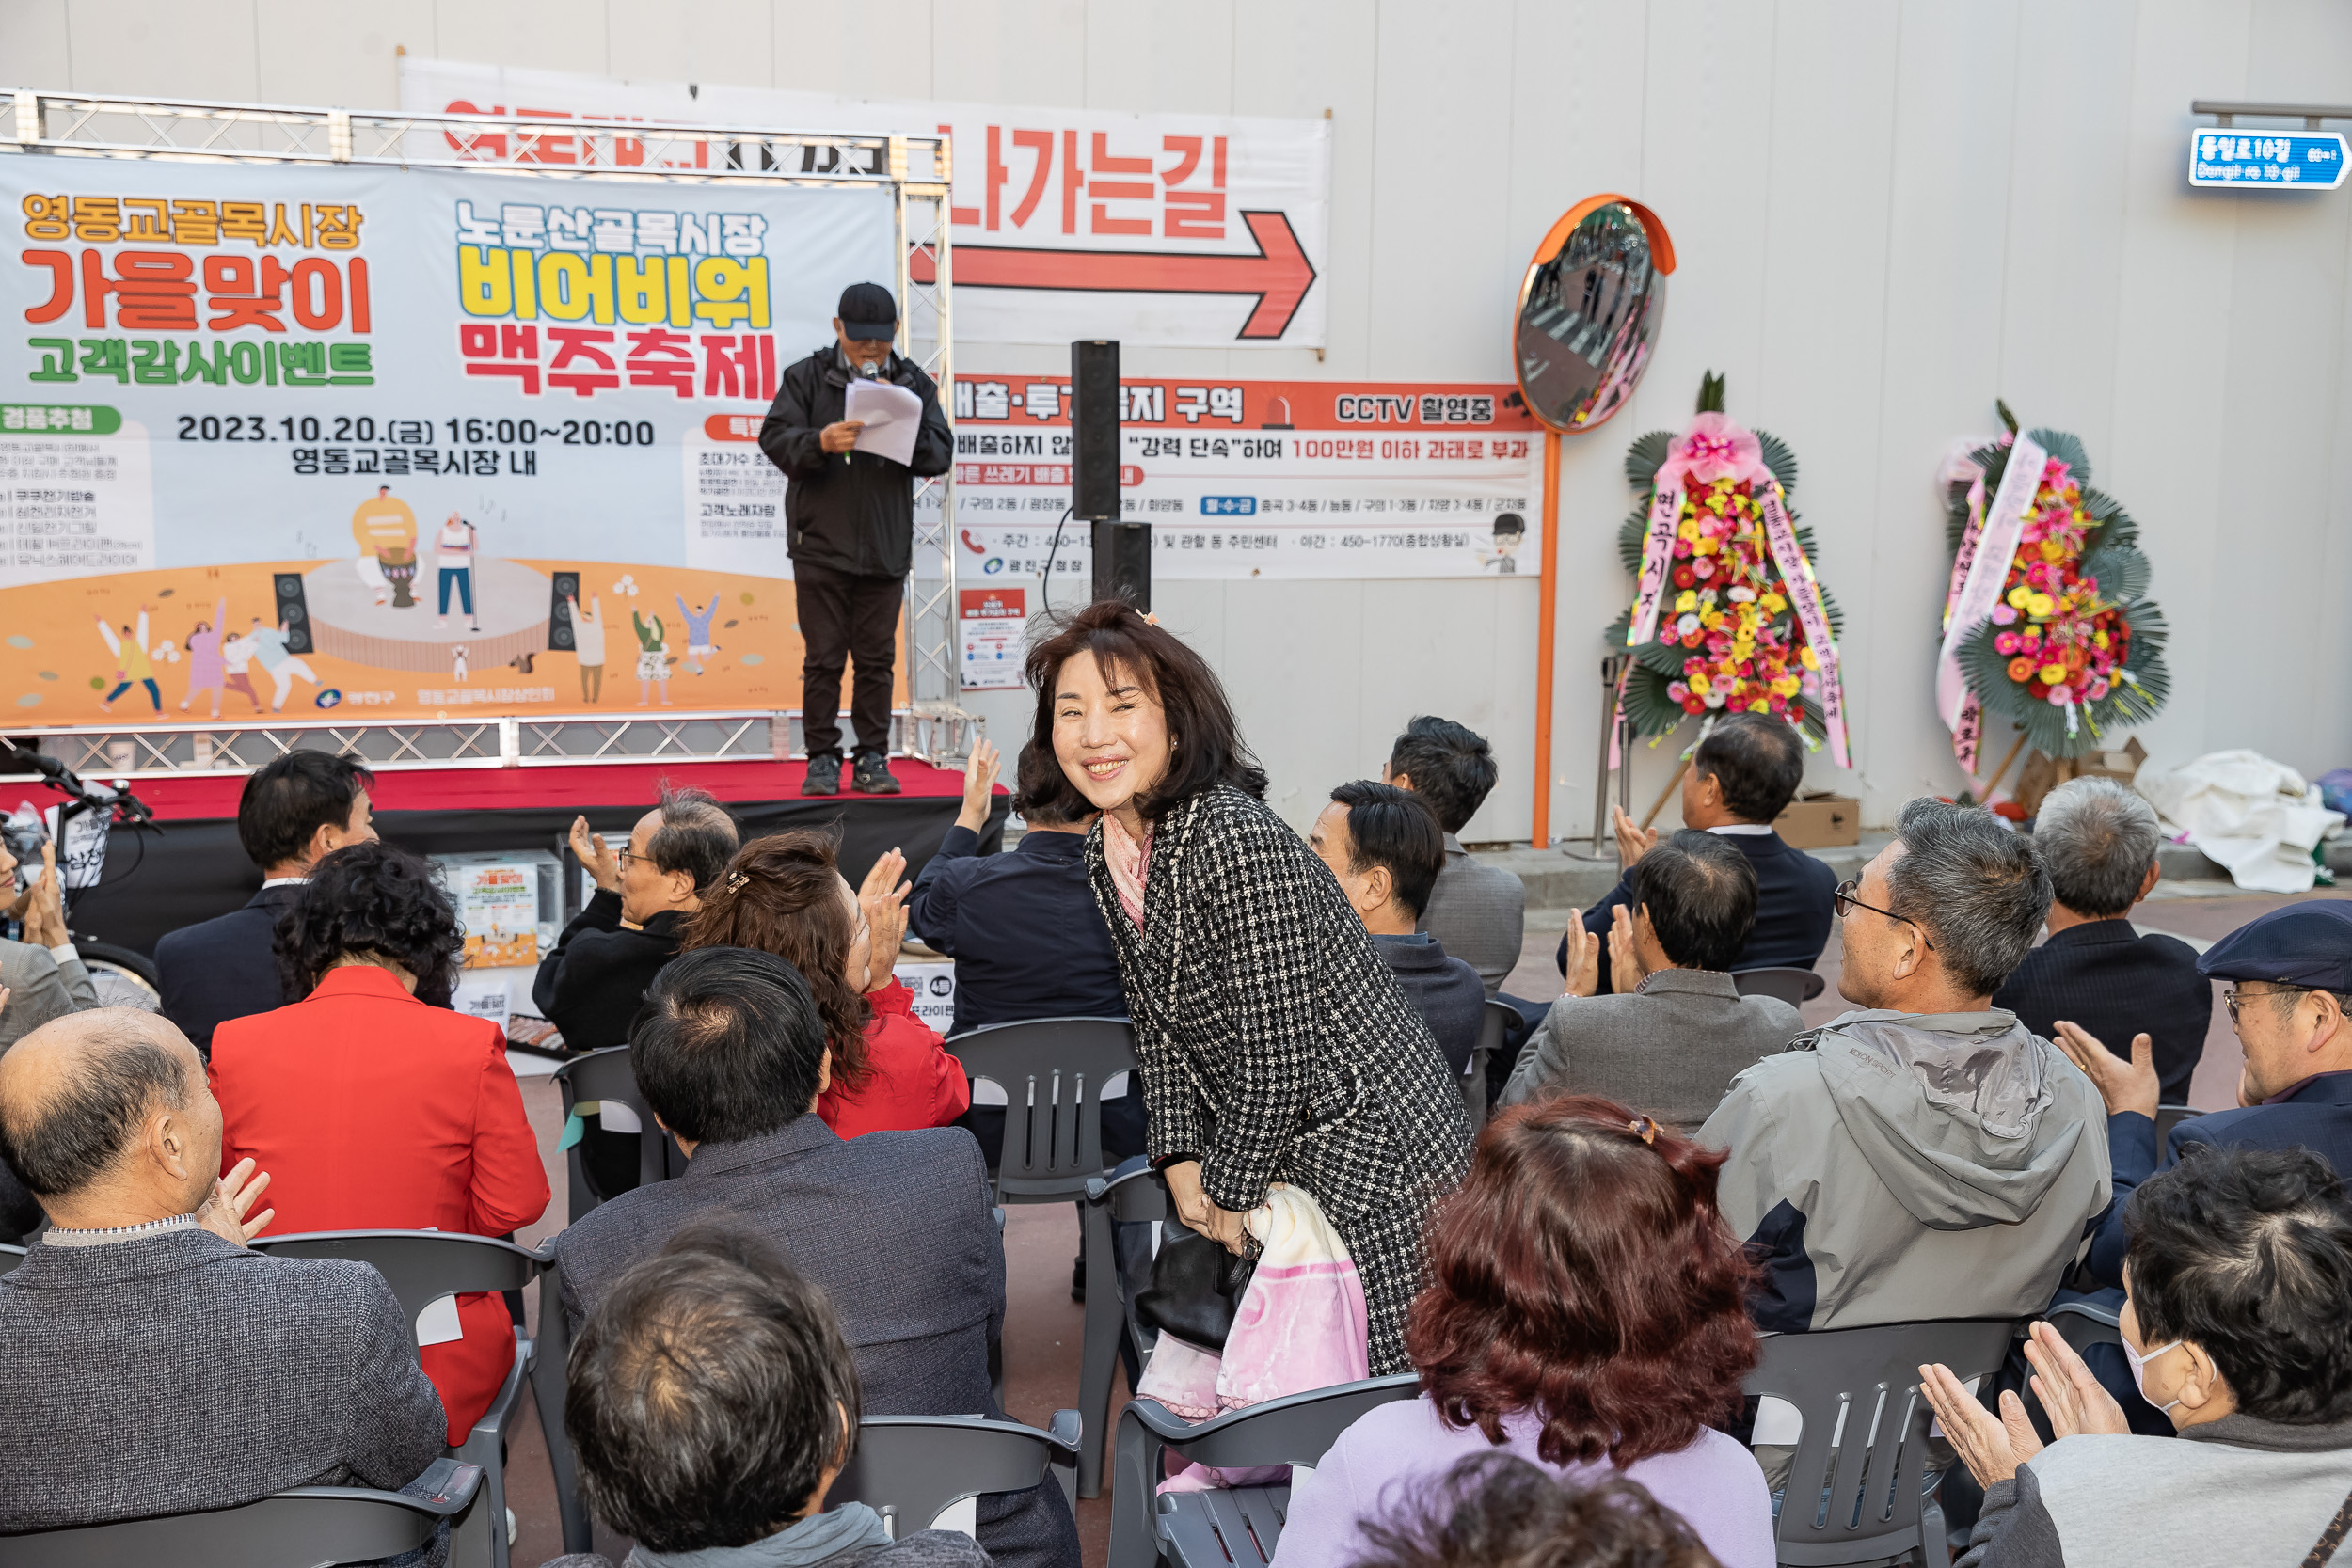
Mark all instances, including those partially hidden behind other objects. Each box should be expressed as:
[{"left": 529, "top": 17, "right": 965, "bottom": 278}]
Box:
[
  {"left": 1277, "top": 1095, "right": 1774, "bottom": 1567},
  {"left": 209, "top": 839, "right": 550, "bottom": 1449}
]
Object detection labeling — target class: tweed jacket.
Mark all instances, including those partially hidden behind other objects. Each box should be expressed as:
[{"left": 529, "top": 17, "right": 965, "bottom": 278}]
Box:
[
  {"left": 1086, "top": 785, "right": 1471, "bottom": 1224},
  {"left": 0, "top": 1226, "right": 447, "bottom": 1534},
  {"left": 1498, "top": 967, "right": 1803, "bottom": 1132}
]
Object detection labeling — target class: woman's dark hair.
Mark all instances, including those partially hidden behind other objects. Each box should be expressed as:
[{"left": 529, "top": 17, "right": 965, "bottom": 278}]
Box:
[
  {"left": 1023, "top": 599, "right": 1265, "bottom": 820},
  {"left": 1011, "top": 739, "right": 1089, "bottom": 827},
  {"left": 237, "top": 750, "right": 373, "bottom": 871},
  {"left": 566, "top": 1223, "right": 861, "bottom": 1553},
  {"left": 2125, "top": 1142, "right": 2352, "bottom": 1424},
  {"left": 1628, "top": 831, "right": 1757, "bottom": 973},
  {"left": 634, "top": 946, "right": 830, "bottom": 1144},
  {"left": 274, "top": 841, "right": 464, "bottom": 1002},
  {"left": 681, "top": 832, "right": 871, "bottom": 1087},
  {"left": 1385, "top": 716, "right": 1499, "bottom": 835},
  {"left": 1407, "top": 1095, "right": 1757, "bottom": 1468},
  {"left": 1355, "top": 1453, "right": 1720, "bottom": 1568}
]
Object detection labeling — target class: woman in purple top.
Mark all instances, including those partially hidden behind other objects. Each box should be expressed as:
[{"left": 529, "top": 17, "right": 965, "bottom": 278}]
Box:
[
  {"left": 1275, "top": 1095, "right": 1774, "bottom": 1568},
  {"left": 179, "top": 596, "right": 228, "bottom": 719}
]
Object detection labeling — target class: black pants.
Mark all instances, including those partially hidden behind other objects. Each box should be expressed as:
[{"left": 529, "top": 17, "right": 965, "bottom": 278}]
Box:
[{"left": 796, "top": 561, "right": 902, "bottom": 757}]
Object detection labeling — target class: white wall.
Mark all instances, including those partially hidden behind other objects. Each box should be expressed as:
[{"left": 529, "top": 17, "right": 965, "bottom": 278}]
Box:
[{"left": 8, "top": 0, "right": 2350, "bottom": 838}]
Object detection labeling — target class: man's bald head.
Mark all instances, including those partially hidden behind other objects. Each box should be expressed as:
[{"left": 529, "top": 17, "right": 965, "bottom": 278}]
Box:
[{"left": 0, "top": 1010, "right": 202, "bottom": 1202}]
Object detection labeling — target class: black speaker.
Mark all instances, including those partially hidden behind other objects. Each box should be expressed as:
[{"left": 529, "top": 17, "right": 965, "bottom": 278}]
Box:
[
  {"left": 1092, "top": 518, "right": 1151, "bottom": 610},
  {"left": 272, "top": 573, "right": 313, "bottom": 655},
  {"left": 548, "top": 570, "right": 580, "bottom": 650},
  {"left": 1072, "top": 340, "right": 1120, "bottom": 522}
]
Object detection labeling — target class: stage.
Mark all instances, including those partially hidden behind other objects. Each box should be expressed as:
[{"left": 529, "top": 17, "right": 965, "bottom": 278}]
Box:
[{"left": 47, "top": 757, "right": 1008, "bottom": 958}]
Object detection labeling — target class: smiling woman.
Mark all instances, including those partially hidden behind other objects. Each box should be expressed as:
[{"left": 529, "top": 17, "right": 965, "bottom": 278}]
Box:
[{"left": 1025, "top": 599, "right": 1472, "bottom": 1375}]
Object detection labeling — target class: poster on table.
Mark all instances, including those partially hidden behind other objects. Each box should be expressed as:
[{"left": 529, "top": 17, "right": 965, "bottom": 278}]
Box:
[
  {"left": 399, "top": 56, "right": 1332, "bottom": 349},
  {"left": 0, "top": 153, "right": 898, "bottom": 726}
]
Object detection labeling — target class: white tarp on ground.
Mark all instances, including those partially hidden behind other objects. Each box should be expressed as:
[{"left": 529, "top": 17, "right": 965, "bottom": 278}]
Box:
[{"left": 2137, "top": 750, "right": 2347, "bottom": 894}]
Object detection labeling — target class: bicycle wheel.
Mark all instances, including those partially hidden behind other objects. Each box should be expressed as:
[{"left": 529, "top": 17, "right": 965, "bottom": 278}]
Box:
[{"left": 76, "top": 941, "right": 162, "bottom": 1012}]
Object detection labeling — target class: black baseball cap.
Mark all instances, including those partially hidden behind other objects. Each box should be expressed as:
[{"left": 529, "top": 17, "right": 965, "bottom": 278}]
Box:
[
  {"left": 2199, "top": 902, "right": 2352, "bottom": 992},
  {"left": 837, "top": 282, "right": 898, "bottom": 341}
]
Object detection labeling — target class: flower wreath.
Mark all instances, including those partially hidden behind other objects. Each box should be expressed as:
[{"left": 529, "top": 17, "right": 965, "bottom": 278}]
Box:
[
  {"left": 1606, "top": 376, "right": 1849, "bottom": 765},
  {"left": 1936, "top": 408, "right": 2169, "bottom": 768}
]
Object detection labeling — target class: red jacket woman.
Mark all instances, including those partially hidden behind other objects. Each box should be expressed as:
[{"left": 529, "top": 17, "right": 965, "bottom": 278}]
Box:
[
  {"left": 210, "top": 843, "right": 549, "bottom": 1445},
  {"left": 685, "top": 832, "right": 969, "bottom": 1138}
]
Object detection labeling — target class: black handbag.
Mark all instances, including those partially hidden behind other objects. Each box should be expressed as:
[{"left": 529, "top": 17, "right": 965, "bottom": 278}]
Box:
[{"left": 1134, "top": 1225, "right": 1259, "bottom": 1353}]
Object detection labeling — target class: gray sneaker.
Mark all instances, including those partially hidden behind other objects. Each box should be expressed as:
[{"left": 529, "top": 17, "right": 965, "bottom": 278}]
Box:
[
  {"left": 851, "top": 751, "right": 901, "bottom": 795},
  {"left": 802, "top": 752, "right": 843, "bottom": 796}
]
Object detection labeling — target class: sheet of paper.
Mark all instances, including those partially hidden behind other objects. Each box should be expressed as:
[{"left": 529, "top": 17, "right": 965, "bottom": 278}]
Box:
[
  {"left": 846, "top": 378, "right": 923, "bottom": 467},
  {"left": 417, "top": 1292, "right": 464, "bottom": 1347}
]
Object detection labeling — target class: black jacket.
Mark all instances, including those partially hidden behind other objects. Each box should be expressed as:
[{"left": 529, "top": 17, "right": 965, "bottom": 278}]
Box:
[
  {"left": 156, "top": 882, "right": 305, "bottom": 1056},
  {"left": 1372, "top": 933, "right": 1487, "bottom": 1075},
  {"left": 1992, "top": 918, "right": 2211, "bottom": 1104},
  {"left": 1561, "top": 829, "right": 1838, "bottom": 992},
  {"left": 906, "top": 825, "right": 1126, "bottom": 1037},
  {"left": 530, "top": 890, "right": 687, "bottom": 1052},
  {"left": 758, "top": 345, "right": 954, "bottom": 579}
]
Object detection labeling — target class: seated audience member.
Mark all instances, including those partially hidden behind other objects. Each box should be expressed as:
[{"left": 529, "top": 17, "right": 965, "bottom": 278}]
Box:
[
  {"left": 686, "top": 832, "right": 970, "bottom": 1137},
  {"left": 1347, "top": 1453, "right": 1724, "bottom": 1568},
  {"left": 0, "top": 835, "right": 96, "bottom": 1053},
  {"left": 1921, "top": 1144, "right": 2352, "bottom": 1568},
  {"left": 0, "top": 1008, "right": 446, "bottom": 1536},
  {"left": 1561, "top": 714, "right": 1836, "bottom": 994},
  {"left": 1994, "top": 777, "right": 2209, "bottom": 1103},
  {"left": 156, "top": 751, "right": 376, "bottom": 1054},
  {"left": 546, "top": 1225, "right": 987, "bottom": 1568},
  {"left": 1279, "top": 1096, "right": 1772, "bottom": 1568},
  {"left": 1385, "top": 716, "right": 1526, "bottom": 998},
  {"left": 551, "top": 945, "right": 1076, "bottom": 1568},
  {"left": 907, "top": 737, "right": 1142, "bottom": 1166},
  {"left": 210, "top": 841, "right": 549, "bottom": 1447},
  {"left": 1699, "top": 799, "right": 2109, "bottom": 1332},
  {"left": 1311, "top": 781, "right": 1486, "bottom": 1074},
  {"left": 1501, "top": 832, "right": 1799, "bottom": 1130}
]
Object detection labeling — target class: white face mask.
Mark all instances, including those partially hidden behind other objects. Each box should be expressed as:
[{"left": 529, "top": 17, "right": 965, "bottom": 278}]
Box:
[{"left": 2125, "top": 1338, "right": 2185, "bottom": 1414}]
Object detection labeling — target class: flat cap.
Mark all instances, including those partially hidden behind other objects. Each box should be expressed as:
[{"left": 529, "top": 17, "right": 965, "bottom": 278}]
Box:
[{"left": 2198, "top": 901, "right": 2352, "bottom": 990}]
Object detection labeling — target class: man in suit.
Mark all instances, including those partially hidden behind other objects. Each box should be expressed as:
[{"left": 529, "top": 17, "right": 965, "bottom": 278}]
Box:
[
  {"left": 1311, "top": 781, "right": 1487, "bottom": 1075},
  {"left": 1994, "top": 776, "right": 2208, "bottom": 1104},
  {"left": 1502, "top": 830, "right": 1801, "bottom": 1129},
  {"left": 154, "top": 751, "right": 375, "bottom": 1055},
  {"left": 1557, "top": 712, "right": 1836, "bottom": 994},
  {"left": 1385, "top": 715, "right": 1525, "bottom": 997},
  {"left": 550, "top": 945, "right": 1079, "bottom": 1568},
  {"left": 0, "top": 1007, "right": 447, "bottom": 1537}
]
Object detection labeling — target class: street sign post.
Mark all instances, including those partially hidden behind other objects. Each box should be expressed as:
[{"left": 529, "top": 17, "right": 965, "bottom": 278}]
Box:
[{"left": 2188, "top": 129, "right": 2349, "bottom": 189}]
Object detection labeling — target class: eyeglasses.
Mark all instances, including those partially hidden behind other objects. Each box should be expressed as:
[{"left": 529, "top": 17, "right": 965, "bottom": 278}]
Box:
[
  {"left": 615, "top": 846, "right": 637, "bottom": 871},
  {"left": 2224, "top": 984, "right": 2304, "bottom": 1027},
  {"left": 1833, "top": 878, "right": 1934, "bottom": 949}
]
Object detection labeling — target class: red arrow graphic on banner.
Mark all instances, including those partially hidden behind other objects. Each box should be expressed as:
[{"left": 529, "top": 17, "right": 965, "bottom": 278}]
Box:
[{"left": 908, "top": 211, "right": 1317, "bottom": 340}]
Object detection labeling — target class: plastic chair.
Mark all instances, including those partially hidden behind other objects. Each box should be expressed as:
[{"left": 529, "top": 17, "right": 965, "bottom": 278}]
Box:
[
  {"left": 827, "top": 1412, "right": 1084, "bottom": 1539},
  {"left": 252, "top": 1230, "right": 560, "bottom": 1568},
  {"left": 1089, "top": 1158, "right": 1173, "bottom": 1387},
  {"left": 1746, "top": 1318, "right": 2017, "bottom": 1568},
  {"left": 2154, "top": 1105, "right": 2203, "bottom": 1148},
  {"left": 0, "top": 1242, "right": 22, "bottom": 1275},
  {"left": 1466, "top": 1000, "right": 1516, "bottom": 1128},
  {"left": 1110, "top": 1373, "right": 1421, "bottom": 1568},
  {"left": 946, "top": 1016, "right": 1138, "bottom": 1498},
  {"left": 553, "top": 1046, "right": 678, "bottom": 1220},
  {"left": 1735, "top": 967, "right": 1828, "bottom": 1006},
  {"left": 2043, "top": 1298, "right": 2123, "bottom": 1356},
  {"left": 0, "top": 1455, "right": 482, "bottom": 1567}
]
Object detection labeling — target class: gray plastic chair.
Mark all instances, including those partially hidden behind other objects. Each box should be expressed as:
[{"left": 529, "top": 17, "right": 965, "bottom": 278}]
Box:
[
  {"left": 554, "top": 1045, "right": 678, "bottom": 1219},
  {"left": 252, "top": 1230, "right": 559, "bottom": 1568},
  {"left": 1089, "top": 1158, "right": 1173, "bottom": 1386},
  {"left": 0, "top": 1242, "right": 21, "bottom": 1275},
  {"left": 0, "top": 1455, "right": 482, "bottom": 1567},
  {"left": 1735, "top": 967, "right": 1828, "bottom": 1006},
  {"left": 947, "top": 1016, "right": 1138, "bottom": 1498},
  {"left": 2154, "top": 1105, "right": 2203, "bottom": 1148},
  {"left": 2043, "top": 1299, "right": 2123, "bottom": 1355},
  {"left": 1466, "top": 1000, "right": 1515, "bottom": 1127},
  {"left": 827, "top": 1412, "right": 1084, "bottom": 1538},
  {"left": 1746, "top": 1318, "right": 2017, "bottom": 1568}
]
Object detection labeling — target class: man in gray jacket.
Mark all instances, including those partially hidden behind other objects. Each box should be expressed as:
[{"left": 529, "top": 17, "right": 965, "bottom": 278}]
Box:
[
  {"left": 1698, "top": 798, "right": 2110, "bottom": 1333},
  {"left": 1502, "top": 830, "right": 1800, "bottom": 1129}
]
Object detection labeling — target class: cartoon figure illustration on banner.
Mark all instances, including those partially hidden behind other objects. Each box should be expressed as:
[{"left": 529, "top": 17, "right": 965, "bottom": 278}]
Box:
[
  {"left": 219, "top": 624, "right": 264, "bottom": 713},
  {"left": 181, "top": 597, "right": 230, "bottom": 719},
  {"left": 247, "top": 615, "right": 319, "bottom": 712},
  {"left": 435, "top": 512, "right": 481, "bottom": 634},
  {"left": 1478, "top": 512, "right": 1526, "bottom": 575},
  {"left": 453, "top": 643, "right": 469, "bottom": 684},
  {"left": 353, "top": 485, "right": 418, "bottom": 609},
  {"left": 96, "top": 608, "right": 159, "bottom": 712},
  {"left": 675, "top": 587, "right": 721, "bottom": 674},
  {"left": 568, "top": 594, "right": 606, "bottom": 705},
  {"left": 633, "top": 608, "right": 672, "bottom": 707}
]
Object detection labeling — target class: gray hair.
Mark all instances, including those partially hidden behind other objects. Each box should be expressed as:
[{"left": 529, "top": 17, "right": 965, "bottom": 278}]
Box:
[
  {"left": 2034, "top": 777, "right": 2161, "bottom": 918},
  {"left": 1884, "top": 798, "right": 2053, "bottom": 997},
  {"left": 0, "top": 1012, "right": 192, "bottom": 1198},
  {"left": 648, "top": 785, "right": 739, "bottom": 895}
]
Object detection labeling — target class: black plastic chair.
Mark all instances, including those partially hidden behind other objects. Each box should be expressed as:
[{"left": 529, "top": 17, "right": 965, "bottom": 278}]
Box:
[
  {"left": 0, "top": 1242, "right": 22, "bottom": 1275},
  {"left": 946, "top": 1016, "right": 1138, "bottom": 1498},
  {"left": 1466, "top": 1000, "right": 1516, "bottom": 1129},
  {"left": 252, "top": 1230, "right": 562, "bottom": 1568},
  {"left": 1110, "top": 1373, "right": 1421, "bottom": 1568},
  {"left": 1746, "top": 1318, "right": 2017, "bottom": 1568},
  {"left": 2154, "top": 1105, "right": 2203, "bottom": 1148},
  {"left": 553, "top": 1045, "right": 678, "bottom": 1221},
  {"left": 0, "top": 1455, "right": 481, "bottom": 1567},
  {"left": 1735, "top": 967, "right": 1828, "bottom": 1006},
  {"left": 827, "top": 1412, "right": 1084, "bottom": 1538}
]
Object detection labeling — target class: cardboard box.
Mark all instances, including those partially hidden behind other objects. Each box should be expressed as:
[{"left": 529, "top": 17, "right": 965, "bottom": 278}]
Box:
[{"left": 1774, "top": 791, "right": 1861, "bottom": 848}]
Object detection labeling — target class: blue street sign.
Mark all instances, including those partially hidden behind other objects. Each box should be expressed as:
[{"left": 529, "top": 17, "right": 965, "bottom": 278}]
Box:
[{"left": 2189, "top": 128, "right": 2348, "bottom": 189}]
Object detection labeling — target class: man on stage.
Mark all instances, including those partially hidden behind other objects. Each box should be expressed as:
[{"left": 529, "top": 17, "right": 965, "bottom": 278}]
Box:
[{"left": 759, "top": 282, "right": 953, "bottom": 797}]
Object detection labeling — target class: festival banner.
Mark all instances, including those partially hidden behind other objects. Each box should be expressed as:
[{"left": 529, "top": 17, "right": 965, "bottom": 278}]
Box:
[
  {"left": 0, "top": 154, "right": 892, "bottom": 726},
  {"left": 399, "top": 56, "right": 1331, "bottom": 350}
]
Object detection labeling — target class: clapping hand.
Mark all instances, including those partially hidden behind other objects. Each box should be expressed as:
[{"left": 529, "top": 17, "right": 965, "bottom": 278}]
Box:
[
  {"left": 957, "top": 738, "right": 1001, "bottom": 833},
  {"left": 1918, "top": 1320, "right": 2131, "bottom": 1489},
  {"left": 21, "top": 843, "right": 65, "bottom": 949},
  {"left": 1612, "top": 804, "right": 1660, "bottom": 869},
  {"left": 2053, "top": 1021, "right": 2159, "bottom": 1121},
  {"left": 1562, "top": 907, "right": 1600, "bottom": 999},
  {"left": 858, "top": 847, "right": 911, "bottom": 990},
  {"left": 1606, "top": 903, "right": 1647, "bottom": 994},
  {"left": 567, "top": 816, "right": 623, "bottom": 893},
  {"left": 2021, "top": 1320, "right": 2132, "bottom": 1441},
  {"left": 195, "top": 1157, "right": 275, "bottom": 1247}
]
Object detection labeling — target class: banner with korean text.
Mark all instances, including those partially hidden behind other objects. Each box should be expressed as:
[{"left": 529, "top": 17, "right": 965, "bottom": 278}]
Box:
[{"left": 0, "top": 155, "right": 891, "bottom": 726}]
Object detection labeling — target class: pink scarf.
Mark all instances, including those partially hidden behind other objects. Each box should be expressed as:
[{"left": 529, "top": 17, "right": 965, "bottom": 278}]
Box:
[{"left": 1102, "top": 812, "right": 1152, "bottom": 932}]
